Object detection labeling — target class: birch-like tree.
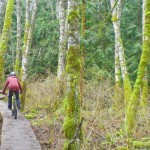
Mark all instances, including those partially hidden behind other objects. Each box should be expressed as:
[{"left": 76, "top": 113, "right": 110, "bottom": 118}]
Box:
[
  {"left": 21, "top": 0, "right": 38, "bottom": 109},
  {"left": 63, "top": 0, "right": 82, "bottom": 149},
  {"left": 57, "top": 0, "right": 66, "bottom": 81},
  {"left": 125, "top": 0, "right": 150, "bottom": 138},
  {"left": 110, "top": 0, "right": 132, "bottom": 107},
  {"left": 0, "top": 0, "right": 5, "bottom": 15},
  {"left": 0, "top": 0, "right": 14, "bottom": 82},
  {"left": 56, "top": 0, "right": 60, "bottom": 19},
  {"left": 15, "top": 0, "right": 21, "bottom": 76}
]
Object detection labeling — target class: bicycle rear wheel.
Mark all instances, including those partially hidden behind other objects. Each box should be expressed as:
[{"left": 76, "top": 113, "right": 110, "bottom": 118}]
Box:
[
  {"left": 14, "top": 109, "right": 17, "bottom": 119},
  {"left": 12, "top": 110, "right": 14, "bottom": 116}
]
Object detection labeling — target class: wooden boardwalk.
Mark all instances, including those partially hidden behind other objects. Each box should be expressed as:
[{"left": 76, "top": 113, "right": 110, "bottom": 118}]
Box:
[{"left": 0, "top": 100, "right": 41, "bottom": 150}]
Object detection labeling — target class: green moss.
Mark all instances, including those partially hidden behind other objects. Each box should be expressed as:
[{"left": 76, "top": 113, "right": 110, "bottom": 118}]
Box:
[
  {"left": 125, "top": 0, "right": 150, "bottom": 138},
  {"left": 68, "top": 10, "right": 79, "bottom": 24},
  {"left": 63, "top": 118, "right": 76, "bottom": 139},
  {"left": 124, "top": 77, "right": 132, "bottom": 107},
  {"left": 113, "top": 84, "right": 123, "bottom": 109},
  {"left": 63, "top": 2, "right": 82, "bottom": 149},
  {"left": 31, "top": 109, "right": 38, "bottom": 114},
  {"left": 15, "top": 58, "right": 20, "bottom": 76},
  {"left": 111, "top": 14, "right": 118, "bottom": 22},
  {"left": 24, "top": 23, "right": 30, "bottom": 43},
  {"left": 0, "top": 0, "right": 14, "bottom": 81},
  {"left": 64, "top": 139, "right": 76, "bottom": 150},
  {"left": 66, "top": 46, "right": 80, "bottom": 74},
  {"left": 20, "top": 81, "right": 27, "bottom": 111},
  {"left": 133, "top": 140, "right": 150, "bottom": 148},
  {"left": 116, "top": 146, "right": 128, "bottom": 150},
  {"left": 25, "top": 114, "right": 35, "bottom": 119},
  {"left": 140, "top": 78, "right": 148, "bottom": 108}
]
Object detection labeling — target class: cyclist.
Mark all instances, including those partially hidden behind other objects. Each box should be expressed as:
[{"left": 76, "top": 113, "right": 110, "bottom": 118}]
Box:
[{"left": 2, "top": 72, "right": 22, "bottom": 110}]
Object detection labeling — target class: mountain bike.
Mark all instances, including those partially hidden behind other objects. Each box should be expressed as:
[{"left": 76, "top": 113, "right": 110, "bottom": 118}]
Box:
[
  {"left": 11, "top": 94, "right": 17, "bottom": 119},
  {"left": 0, "top": 91, "right": 18, "bottom": 119}
]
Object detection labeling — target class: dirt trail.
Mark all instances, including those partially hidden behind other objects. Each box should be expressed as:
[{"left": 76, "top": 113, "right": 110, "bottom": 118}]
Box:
[{"left": 0, "top": 100, "right": 41, "bottom": 150}]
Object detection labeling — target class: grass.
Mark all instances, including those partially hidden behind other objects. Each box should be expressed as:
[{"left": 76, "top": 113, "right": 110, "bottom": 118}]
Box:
[{"left": 24, "top": 74, "right": 150, "bottom": 150}]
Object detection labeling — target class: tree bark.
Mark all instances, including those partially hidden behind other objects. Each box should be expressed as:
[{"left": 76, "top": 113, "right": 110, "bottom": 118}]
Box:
[
  {"left": 0, "top": 0, "right": 14, "bottom": 82},
  {"left": 125, "top": 0, "right": 150, "bottom": 138},
  {"left": 57, "top": 0, "right": 66, "bottom": 81},
  {"left": 0, "top": 0, "right": 6, "bottom": 34},
  {"left": 15, "top": 0, "right": 21, "bottom": 76},
  {"left": 63, "top": 0, "right": 82, "bottom": 149},
  {"left": 80, "top": 0, "right": 86, "bottom": 106},
  {"left": 140, "top": 0, "right": 148, "bottom": 108},
  {"left": 110, "top": 0, "right": 132, "bottom": 107},
  {"left": 21, "top": 0, "right": 38, "bottom": 110}
]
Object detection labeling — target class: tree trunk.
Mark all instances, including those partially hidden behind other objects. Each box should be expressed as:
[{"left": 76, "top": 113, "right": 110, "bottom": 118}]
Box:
[
  {"left": 21, "top": 0, "right": 38, "bottom": 110},
  {"left": 110, "top": 0, "right": 132, "bottom": 107},
  {"left": 140, "top": 0, "right": 148, "bottom": 108},
  {"left": 48, "top": 0, "right": 54, "bottom": 20},
  {"left": 63, "top": 0, "right": 82, "bottom": 149},
  {"left": 56, "top": 0, "right": 59, "bottom": 19},
  {"left": 0, "top": 0, "right": 6, "bottom": 34},
  {"left": 15, "top": 0, "right": 21, "bottom": 76},
  {"left": 57, "top": 0, "right": 66, "bottom": 81},
  {"left": 125, "top": 0, "right": 150, "bottom": 138},
  {"left": 0, "top": 0, "right": 6, "bottom": 15},
  {"left": 0, "top": 0, "right": 14, "bottom": 82},
  {"left": 80, "top": 0, "right": 86, "bottom": 106}
]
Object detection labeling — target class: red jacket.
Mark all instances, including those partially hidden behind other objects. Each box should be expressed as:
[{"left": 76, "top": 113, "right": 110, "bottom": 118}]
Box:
[{"left": 2, "top": 76, "right": 22, "bottom": 93}]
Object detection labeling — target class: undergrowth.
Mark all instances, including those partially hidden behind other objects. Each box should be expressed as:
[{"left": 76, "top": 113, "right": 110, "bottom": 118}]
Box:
[{"left": 24, "top": 74, "right": 150, "bottom": 150}]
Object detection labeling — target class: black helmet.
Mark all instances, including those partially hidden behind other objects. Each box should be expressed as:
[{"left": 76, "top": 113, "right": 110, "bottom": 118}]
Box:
[{"left": 10, "top": 72, "right": 16, "bottom": 76}]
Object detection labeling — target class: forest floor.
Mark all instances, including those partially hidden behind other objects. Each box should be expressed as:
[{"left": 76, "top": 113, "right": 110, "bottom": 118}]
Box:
[
  {"left": 24, "top": 77, "right": 150, "bottom": 150},
  {"left": 0, "top": 77, "right": 149, "bottom": 150},
  {"left": 27, "top": 106, "right": 150, "bottom": 150},
  {"left": 0, "top": 105, "right": 149, "bottom": 150}
]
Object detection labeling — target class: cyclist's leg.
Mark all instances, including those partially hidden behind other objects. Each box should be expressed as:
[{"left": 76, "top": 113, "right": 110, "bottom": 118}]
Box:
[
  {"left": 8, "top": 91, "right": 13, "bottom": 109},
  {"left": 14, "top": 91, "right": 20, "bottom": 109}
]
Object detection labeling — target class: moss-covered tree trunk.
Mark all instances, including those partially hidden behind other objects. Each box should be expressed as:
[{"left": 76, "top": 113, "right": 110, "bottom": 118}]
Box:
[
  {"left": 21, "top": 0, "right": 38, "bottom": 110},
  {"left": 20, "top": 0, "right": 30, "bottom": 110},
  {"left": 57, "top": 0, "right": 66, "bottom": 81},
  {"left": 15, "top": 0, "right": 21, "bottom": 76},
  {"left": 110, "top": 0, "right": 132, "bottom": 108},
  {"left": 0, "top": 0, "right": 6, "bottom": 36},
  {"left": 140, "top": 73, "right": 148, "bottom": 108},
  {"left": 125, "top": 0, "right": 150, "bottom": 138},
  {"left": 0, "top": 0, "right": 14, "bottom": 82},
  {"left": 63, "top": 0, "right": 82, "bottom": 149},
  {"left": 80, "top": 0, "right": 86, "bottom": 106},
  {"left": 140, "top": 0, "right": 148, "bottom": 109},
  {"left": 0, "top": 0, "right": 5, "bottom": 18}
]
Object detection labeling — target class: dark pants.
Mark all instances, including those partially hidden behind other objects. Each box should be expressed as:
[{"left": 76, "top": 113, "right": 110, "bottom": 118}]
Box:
[{"left": 8, "top": 91, "right": 20, "bottom": 109}]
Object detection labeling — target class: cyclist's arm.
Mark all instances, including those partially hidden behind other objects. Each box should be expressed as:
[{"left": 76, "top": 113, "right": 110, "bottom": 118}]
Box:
[
  {"left": 17, "top": 80, "right": 22, "bottom": 93},
  {"left": 2, "top": 80, "right": 9, "bottom": 94}
]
